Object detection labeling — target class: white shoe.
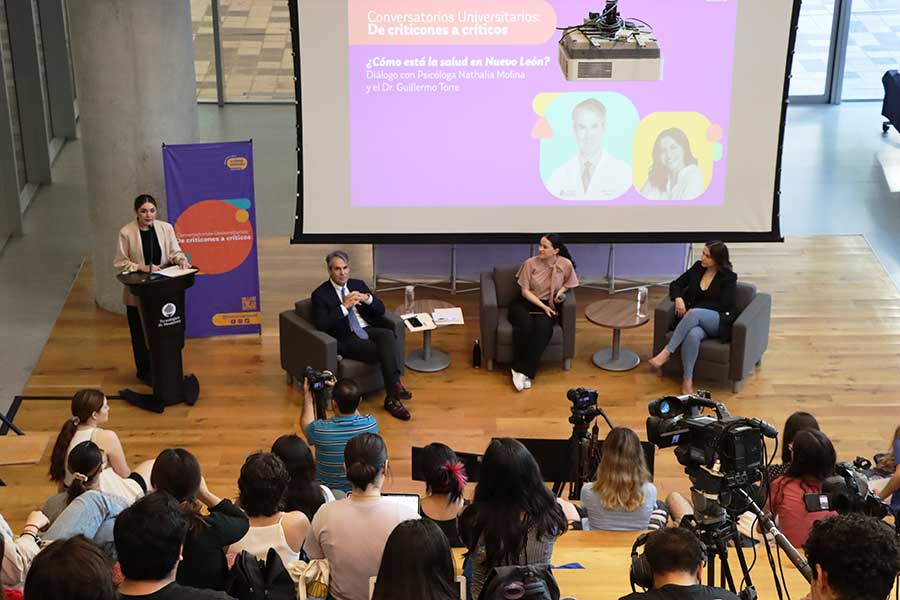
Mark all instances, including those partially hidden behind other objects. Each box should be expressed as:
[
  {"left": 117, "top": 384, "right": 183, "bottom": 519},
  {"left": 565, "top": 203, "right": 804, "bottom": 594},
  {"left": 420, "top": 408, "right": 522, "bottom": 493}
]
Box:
[
  {"left": 511, "top": 369, "right": 526, "bottom": 392},
  {"left": 523, "top": 378, "right": 532, "bottom": 389}
]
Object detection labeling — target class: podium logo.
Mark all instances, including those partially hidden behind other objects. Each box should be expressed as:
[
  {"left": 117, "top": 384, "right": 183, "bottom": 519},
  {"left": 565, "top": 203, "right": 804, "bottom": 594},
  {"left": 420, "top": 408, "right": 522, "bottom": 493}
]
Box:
[{"left": 162, "top": 303, "right": 177, "bottom": 318}]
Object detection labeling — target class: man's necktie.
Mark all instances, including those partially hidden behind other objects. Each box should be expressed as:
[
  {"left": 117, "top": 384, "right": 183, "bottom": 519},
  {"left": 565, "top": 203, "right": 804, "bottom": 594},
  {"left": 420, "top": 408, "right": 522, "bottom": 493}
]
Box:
[
  {"left": 582, "top": 161, "right": 593, "bottom": 194},
  {"left": 342, "top": 286, "right": 369, "bottom": 340}
]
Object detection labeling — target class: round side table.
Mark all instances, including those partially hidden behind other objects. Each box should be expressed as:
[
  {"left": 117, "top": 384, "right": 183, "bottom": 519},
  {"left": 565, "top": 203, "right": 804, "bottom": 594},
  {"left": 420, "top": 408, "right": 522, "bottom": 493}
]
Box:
[
  {"left": 394, "top": 299, "right": 457, "bottom": 372},
  {"left": 585, "top": 298, "right": 650, "bottom": 371}
]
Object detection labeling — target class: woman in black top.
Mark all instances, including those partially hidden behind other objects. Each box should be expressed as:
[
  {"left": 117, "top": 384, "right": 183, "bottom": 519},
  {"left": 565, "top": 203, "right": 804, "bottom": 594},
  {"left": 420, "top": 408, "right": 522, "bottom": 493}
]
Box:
[
  {"left": 419, "top": 443, "right": 468, "bottom": 547},
  {"left": 150, "top": 448, "right": 249, "bottom": 591},
  {"left": 649, "top": 241, "right": 737, "bottom": 394}
]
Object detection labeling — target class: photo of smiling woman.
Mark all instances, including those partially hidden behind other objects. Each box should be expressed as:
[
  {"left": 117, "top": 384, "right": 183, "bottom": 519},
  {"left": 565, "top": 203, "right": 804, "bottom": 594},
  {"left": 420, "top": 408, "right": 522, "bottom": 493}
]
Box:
[{"left": 640, "top": 128, "right": 706, "bottom": 201}]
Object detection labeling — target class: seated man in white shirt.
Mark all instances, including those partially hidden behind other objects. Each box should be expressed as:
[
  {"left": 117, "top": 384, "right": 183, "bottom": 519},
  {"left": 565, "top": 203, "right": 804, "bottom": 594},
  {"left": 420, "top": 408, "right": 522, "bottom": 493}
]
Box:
[
  {"left": 310, "top": 251, "right": 411, "bottom": 421},
  {"left": 546, "top": 98, "right": 633, "bottom": 201}
]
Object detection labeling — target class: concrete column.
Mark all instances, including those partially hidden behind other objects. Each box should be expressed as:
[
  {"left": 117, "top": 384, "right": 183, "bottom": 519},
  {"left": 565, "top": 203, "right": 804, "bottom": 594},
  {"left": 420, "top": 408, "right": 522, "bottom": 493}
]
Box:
[{"left": 67, "top": 0, "right": 198, "bottom": 314}]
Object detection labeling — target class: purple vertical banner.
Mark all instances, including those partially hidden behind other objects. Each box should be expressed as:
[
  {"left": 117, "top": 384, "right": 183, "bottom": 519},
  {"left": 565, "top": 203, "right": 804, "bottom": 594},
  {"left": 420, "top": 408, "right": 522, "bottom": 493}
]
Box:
[{"left": 162, "top": 141, "right": 261, "bottom": 338}]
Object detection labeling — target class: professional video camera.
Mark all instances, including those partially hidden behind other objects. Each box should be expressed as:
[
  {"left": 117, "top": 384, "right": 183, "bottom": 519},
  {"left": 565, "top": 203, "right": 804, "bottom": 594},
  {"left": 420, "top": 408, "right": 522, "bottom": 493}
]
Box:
[
  {"left": 567, "top": 387, "right": 605, "bottom": 430},
  {"left": 644, "top": 393, "right": 813, "bottom": 597},
  {"left": 304, "top": 366, "right": 335, "bottom": 420},
  {"left": 805, "top": 460, "right": 892, "bottom": 519},
  {"left": 646, "top": 392, "right": 778, "bottom": 516}
]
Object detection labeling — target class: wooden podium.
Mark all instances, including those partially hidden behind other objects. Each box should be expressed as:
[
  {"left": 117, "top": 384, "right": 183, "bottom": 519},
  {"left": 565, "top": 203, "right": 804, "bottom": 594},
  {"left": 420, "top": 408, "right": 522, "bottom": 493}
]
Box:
[{"left": 117, "top": 271, "right": 199, "bottom": 412}]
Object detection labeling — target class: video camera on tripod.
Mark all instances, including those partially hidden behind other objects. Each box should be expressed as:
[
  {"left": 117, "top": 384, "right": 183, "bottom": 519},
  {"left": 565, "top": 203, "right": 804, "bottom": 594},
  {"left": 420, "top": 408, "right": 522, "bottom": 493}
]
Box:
[
  {"left": 645, "top": 393, "right": 813, "bottom": 598},
  {"left": 646, "top": 392, "right": 777, "bottom": 522}
]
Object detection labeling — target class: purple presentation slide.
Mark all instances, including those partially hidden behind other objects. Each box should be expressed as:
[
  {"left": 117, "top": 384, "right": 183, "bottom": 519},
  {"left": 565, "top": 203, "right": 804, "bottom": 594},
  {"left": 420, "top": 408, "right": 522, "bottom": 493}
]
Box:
[{"left": 348, "top": 0, "right": 738, "bottom": 208}]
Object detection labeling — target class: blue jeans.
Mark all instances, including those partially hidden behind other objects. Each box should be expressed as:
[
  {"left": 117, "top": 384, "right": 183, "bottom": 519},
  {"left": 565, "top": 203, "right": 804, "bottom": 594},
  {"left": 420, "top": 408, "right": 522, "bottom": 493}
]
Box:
[
  {"left": 665, "top": 308, "right": 720, "bottom": 379},
  {"left": 44, "top": 490, "right": 129, "bottom": 559}
]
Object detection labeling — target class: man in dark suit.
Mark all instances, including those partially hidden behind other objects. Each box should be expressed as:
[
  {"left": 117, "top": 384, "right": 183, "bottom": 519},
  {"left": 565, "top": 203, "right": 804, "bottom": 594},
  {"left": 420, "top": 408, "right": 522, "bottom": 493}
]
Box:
[{"left": 311, "top": 250, "right": 412, "bottom": 420}]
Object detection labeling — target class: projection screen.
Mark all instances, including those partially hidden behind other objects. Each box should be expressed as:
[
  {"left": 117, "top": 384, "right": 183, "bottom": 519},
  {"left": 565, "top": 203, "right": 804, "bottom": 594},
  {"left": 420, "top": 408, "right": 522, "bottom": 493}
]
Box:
[{"left": 290, "top": 0, "right": 798, "bottom": 243}]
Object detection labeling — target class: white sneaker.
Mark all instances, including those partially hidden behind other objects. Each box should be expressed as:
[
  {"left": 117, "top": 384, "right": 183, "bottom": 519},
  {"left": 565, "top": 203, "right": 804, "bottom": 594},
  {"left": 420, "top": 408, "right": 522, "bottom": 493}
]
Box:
[
  {"left": 523, "top": 378, "right": 532, "bottom": 389},
  {"left": 511, "top": 369, "right": 526, "bottom": 392}
]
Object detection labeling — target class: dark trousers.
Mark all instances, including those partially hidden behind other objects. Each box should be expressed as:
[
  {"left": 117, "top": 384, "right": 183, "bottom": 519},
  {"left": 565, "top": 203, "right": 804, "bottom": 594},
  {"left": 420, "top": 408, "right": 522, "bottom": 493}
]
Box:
[
  {"left": 339, "top": 326, "right": 401, "bottom": 389},
  {"left": 508, "top": 295, "right": 555, "bottom": 379},
  {"left": 126, "top": 305, "right": 151, "bottom": 380}
]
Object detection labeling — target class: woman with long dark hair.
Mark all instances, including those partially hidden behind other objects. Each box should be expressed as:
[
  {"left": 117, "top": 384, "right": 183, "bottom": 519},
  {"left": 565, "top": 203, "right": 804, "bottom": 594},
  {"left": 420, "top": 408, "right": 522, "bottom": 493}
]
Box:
[
  {"left": 151, "top": 448, "right": 248, "bottom": 591},
  {"left": 419, "top": 442, "right": 468, "bottom": 547},
  {"left": 372, "top": 519, "right": 459, "bottom": 600},
  {"left": 581, "top": 427, "right": 657, "bottom": 530},
  {"left": 766, "top": 412, "right": 821, "bottom": 481},
  {"left": 460, "top": 438, "right": 567, "bottom": 600},
  {"left": 640, "top": 128, "right": 705, "bottom": 201},
  {"left": 271, "top": 434, "right": 334, "bottom": 521},
  {"left": 113, "top": 194, "right": 191, "bottom": 386},
  {"left": 304, "top": 433, "right": 419, "bottom": 600},
  {"left": 48, "top": 389, "right": 151, "bottom": 503},
  {"left": 648, "top": 240, "right": 737, "bottom": 394},
  {"left": 509, "top": 234, "right": 579, "bottom": 391},
  {"left": 768, "top": 430, "right": 837, "bottom": 547}
]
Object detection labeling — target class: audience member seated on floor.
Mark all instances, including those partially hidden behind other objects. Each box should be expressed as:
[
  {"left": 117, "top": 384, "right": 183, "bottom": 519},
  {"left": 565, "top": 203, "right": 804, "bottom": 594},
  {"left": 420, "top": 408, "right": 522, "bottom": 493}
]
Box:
[
  {"left": 648, "top": 240, "right": 737, "bottom": 395},
  {"left": 875, "top": 424, "right": 900, "bottom": 513},
  {"left": 372, "top": 519, "right": 460, "bottom": 600},
  {"left": 272, "top": 434, "right": 336, "bottom": 520},
  {"left": 804, "top": 514, "right": 900, "bottom": 600},
  {"left": 581, "top": 427, "right": 661, "bottom": 531},
  {"left": 115, "top": 492, "right": 232, "bottom": 600},
  {"left": 305, "top": 432, "right": 419, "bottom": 600},
  {"left": 151, "top": 448, "right": 249, "bottom": 591},
  {"left": 39, "top": 441, "right": 129, "bottom": 559},
  {"left": 767, "top": 411, "right": 820, "bottom": 481},
  {"left": 460, "top": 438, "right": 567, "bottom": 600},
  {"left": 419, "top": 442, "right": 468, "bottom": 547},
  {"left": 228, "top": 451, "right": 309, "bottom": 566},
  {"left": 0, "top": 512, "right": 45, "bottom": 590},
  {"left": 43, "top": 440, "right": 126, "bottom": 523},
  {"left": 49, "top": 389, "right": 152, "bottom": 504},
  {"left": 768, "top": 429, "right": 837, "bottom": 547},
  {"left": 312, "top": 250, "right": 413, "bottom": 420},
  {"left": 302, "top": 376, "right": 378, "bottom": 494},
  {"left": 23, "top": 535, "right": 116, "bottom": 600},
  {"left": 618, "top": 527, "right": 740, "bottom": 600}
]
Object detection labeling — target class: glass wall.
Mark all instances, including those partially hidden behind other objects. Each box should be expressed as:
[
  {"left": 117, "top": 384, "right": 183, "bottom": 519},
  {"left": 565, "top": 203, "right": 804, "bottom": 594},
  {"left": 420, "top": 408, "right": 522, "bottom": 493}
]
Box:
[
  {"left": 191, "top": 0, "right": 294, "bottom": 102},
  {"left": 790, "top": 0, "right": 838, "bottom": 97},
  {"left": 841, "top": 0, "right": 900, "bottom": 100}
]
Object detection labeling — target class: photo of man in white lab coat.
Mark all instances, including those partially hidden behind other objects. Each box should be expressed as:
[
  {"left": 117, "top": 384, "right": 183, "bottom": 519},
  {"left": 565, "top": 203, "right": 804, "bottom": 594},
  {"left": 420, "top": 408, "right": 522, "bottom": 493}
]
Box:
[{"left": 546, "top": 98, "right": 632, "bottom": 201}]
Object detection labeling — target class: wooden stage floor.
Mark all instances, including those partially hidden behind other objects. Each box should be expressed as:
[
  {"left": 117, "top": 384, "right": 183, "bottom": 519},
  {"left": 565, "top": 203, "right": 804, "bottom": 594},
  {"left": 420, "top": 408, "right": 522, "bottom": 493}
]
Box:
[{"left": 3, "top": 236, "right": 899, "bottom": 599}]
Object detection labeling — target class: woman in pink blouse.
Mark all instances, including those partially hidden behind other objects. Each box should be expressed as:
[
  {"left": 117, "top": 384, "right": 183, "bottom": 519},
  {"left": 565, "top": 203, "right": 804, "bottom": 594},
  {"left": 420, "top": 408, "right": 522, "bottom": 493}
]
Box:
[{"left": 510, "top": 234, "right": 579, "bottom": 391}]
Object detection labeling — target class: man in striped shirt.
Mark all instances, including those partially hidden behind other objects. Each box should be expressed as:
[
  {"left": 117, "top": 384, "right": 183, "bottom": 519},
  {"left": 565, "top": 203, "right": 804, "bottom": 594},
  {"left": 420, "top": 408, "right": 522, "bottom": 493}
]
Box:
[{"left": 301, "top": 376, "right": 378, "bottom": 493}]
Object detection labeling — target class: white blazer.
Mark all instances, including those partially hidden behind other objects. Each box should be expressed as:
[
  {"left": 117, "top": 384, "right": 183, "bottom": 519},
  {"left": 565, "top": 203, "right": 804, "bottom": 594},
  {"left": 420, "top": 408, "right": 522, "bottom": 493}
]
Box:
[{"left": 546, "top": 151, "right": 633, "bottom": 201}]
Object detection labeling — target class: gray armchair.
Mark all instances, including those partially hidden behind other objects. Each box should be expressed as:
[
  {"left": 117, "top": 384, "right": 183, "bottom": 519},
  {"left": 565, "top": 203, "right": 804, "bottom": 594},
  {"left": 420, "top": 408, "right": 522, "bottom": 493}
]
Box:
[
  {"left": 279, "top": 299, "right": 406, "bottom": 395},
  {"left": 652, "top": 282, "right": 771, "bottom": 393},
  {"left": 479, "top": 266, "right": 576, "bottom": 371}
]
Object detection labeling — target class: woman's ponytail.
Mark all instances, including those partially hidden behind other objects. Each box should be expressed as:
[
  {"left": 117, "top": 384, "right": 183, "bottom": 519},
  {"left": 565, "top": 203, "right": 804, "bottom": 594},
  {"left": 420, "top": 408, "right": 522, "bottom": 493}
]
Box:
[
  {"left": 65, "top": 441, "right": 103, "bottom": 503},
  {"left": 49, "top": 390, "right": 105, "bottom": 483}
]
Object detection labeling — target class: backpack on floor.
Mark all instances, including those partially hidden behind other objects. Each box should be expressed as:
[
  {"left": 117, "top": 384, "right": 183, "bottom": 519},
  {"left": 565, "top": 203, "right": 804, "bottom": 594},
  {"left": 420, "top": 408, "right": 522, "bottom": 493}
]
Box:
[
  {"left": 227, "top": 548, "right": 296, "bottom": 600},
  {"left": 478, "top": 564, "right": 560, "bottom": 600}
]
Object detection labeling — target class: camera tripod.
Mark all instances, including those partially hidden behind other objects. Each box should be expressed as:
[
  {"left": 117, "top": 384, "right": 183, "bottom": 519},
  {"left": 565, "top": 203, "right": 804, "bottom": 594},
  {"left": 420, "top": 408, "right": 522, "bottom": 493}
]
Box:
[
  {"left": 551, "top": 421, "right": 603, "bottom": 500},
  {"left": 681, "top": 490, "right": 758, "bottom": 600}
]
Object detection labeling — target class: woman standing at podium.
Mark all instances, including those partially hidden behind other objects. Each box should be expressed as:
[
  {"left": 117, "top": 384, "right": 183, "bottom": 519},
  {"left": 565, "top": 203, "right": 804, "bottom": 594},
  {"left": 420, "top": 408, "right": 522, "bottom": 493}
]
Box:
[{"left": 113, "top": 194, "right": 190, "bottom": 384}]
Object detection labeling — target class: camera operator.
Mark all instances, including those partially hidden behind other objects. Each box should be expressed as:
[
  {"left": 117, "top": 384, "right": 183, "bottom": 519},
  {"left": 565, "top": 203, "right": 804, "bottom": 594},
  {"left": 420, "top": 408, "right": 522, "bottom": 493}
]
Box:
[
  {"left": 620, "top": 528, "right": 740, "bottom": 600},
  {"left": 300, "top": 373, "right": 378, "bottom": 494},
  {"left": 802, "top": 514, "right": 900, "bottom": 600}
]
